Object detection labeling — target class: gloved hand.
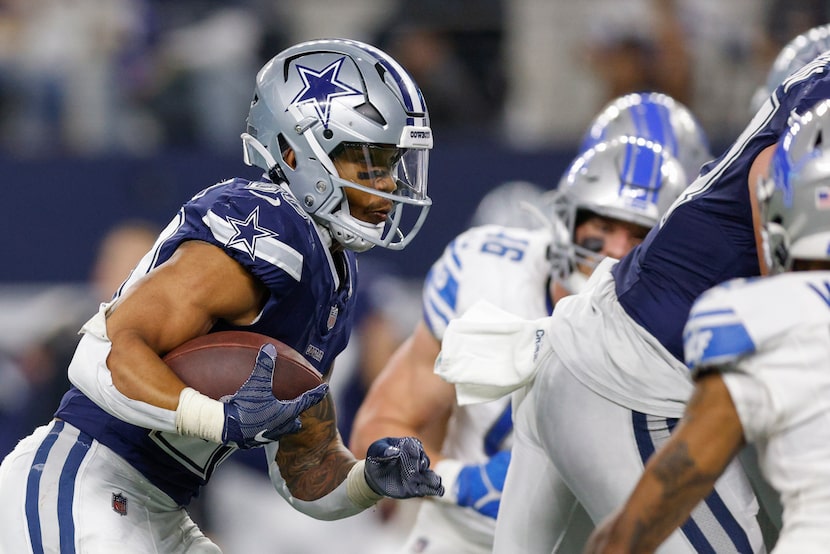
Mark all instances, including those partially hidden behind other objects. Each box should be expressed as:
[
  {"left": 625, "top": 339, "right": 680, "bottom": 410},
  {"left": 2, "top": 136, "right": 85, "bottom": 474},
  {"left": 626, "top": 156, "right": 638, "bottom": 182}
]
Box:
[
  {"left": 221, "top": 344, "right": 328, "bottom": 449},
  {"left": 364, "top": 437, "right": 444, "bottom": 499},
  {"left": 455, "top": 450, "right": 511, "bottom": 519}
]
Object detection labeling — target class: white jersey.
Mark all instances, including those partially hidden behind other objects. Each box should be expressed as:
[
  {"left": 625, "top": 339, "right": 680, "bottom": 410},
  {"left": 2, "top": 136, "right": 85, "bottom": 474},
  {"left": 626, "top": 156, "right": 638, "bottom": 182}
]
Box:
[
  {"left": 684, "top": 271, "right": 830, "bottom": 552},
  {"left": 419, "top": 224, "right": 554, "bottom": 548}
]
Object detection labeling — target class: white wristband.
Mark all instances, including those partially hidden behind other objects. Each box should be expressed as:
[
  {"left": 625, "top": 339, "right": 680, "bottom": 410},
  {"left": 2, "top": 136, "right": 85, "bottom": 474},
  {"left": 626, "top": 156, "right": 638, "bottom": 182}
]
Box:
[
  {"left": 175, "top": 387, "right": 225, "bottom": 443},
  {"left": 345, "top": 460, "right": 383, "bottom": 508},
  {"left": 433, "top": 458, "right": 463, "bottom": 504}
]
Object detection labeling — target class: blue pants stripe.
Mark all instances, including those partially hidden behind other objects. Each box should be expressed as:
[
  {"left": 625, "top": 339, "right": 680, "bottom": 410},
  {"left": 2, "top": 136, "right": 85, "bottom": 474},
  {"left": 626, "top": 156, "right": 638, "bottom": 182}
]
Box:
[
  {"left": 703, "top": 486, "right": 754, "bottom": 553},
  {"left": 632, "top": 411, "right": 754, "bottom": 553},
  {"left": 632, "top": 411, "right": 716, "bottom": 553},
  {"left": 25, "top": 420, "right": 65, "bottom": 554},
  {"left": 57, "top": 431, "right": 92, "bottom": 554}
]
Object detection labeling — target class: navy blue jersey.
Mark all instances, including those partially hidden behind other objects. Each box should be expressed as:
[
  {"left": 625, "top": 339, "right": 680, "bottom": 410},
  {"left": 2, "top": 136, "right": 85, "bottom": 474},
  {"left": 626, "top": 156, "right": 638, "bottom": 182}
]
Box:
[
  {"left": 613, "top": 53, "right": 830, "bottom": 361},
  {"left": 55, "top": 177, "right": 358, "bottom": 505}
]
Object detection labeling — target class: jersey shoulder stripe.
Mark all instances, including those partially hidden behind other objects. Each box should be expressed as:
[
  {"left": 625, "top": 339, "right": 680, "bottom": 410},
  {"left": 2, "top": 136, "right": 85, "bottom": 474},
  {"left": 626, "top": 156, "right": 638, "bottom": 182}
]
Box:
[
  {"left": 191, "top": 179, "right": 314, "bottom": 283},
  {"left": 202, "top": 208, "right": 304, "bottom": 281},
  {"left": 422, "top": 237, "right": 465, "bottom": 337},
  {"left": 684, "top": 272, "right": 830, "bottom": 369},
  {"left": 683, "top": 304, "right": 756, "bottom": 368}
]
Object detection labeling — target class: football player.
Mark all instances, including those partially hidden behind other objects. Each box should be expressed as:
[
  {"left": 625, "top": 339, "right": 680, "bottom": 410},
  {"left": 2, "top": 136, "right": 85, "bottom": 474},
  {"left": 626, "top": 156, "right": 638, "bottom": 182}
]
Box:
[
  {"left": 585, "top": 97, "right": 830, "bottom": 554},
  {"left": 441, "top": 46, "right": 830, "bottom": 554},
  {"left": 0, "top": 39, "right": 442, "bottom": 553},
  {"left": 350, "top": 106, "right": 693, "bottom": 552}
]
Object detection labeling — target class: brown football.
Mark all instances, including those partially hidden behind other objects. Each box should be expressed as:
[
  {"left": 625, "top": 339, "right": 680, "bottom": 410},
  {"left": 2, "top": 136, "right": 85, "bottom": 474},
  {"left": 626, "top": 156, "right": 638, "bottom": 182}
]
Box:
[{"left": 163, "top": 331, "right": 323, "bottom": 400}]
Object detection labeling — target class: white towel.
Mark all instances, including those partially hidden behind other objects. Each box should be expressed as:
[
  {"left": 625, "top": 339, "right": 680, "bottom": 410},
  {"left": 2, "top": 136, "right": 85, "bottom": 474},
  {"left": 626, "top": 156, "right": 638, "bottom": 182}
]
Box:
[{"left": 434, "top": 299, "right": 553, "bottom": 405}]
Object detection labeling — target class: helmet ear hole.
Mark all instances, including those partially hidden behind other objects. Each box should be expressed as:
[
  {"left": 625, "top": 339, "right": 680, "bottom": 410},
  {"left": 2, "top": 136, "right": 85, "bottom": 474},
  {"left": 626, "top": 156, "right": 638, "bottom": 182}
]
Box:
[{"left": 277, "top": 134, "right": 292, "bottom": 162}]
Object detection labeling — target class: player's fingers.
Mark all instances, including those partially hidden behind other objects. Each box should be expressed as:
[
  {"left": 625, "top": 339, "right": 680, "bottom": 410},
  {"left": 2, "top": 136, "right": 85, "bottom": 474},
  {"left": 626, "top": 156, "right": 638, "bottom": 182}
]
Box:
[
  {"left": 254, "top": 344, "right": 277, "bottom": 372},
  {"left": 241, "top": 344, "right": 277, "bottom": 391},
  {"left": 418, "top": 450, "right": 430, "bottom": 472},
  {"left": 419, "top": 471, "right": 444, "bottom": 496},
  {"left": 290, "top": 383, "right": 329, "bottom": 412}
]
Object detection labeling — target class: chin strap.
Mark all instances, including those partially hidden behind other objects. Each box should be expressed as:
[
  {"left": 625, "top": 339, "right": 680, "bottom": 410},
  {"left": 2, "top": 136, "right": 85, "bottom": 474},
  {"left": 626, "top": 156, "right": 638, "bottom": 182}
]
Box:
[{"left": 318, "top": 194, "right": 379, "bottom": 252}]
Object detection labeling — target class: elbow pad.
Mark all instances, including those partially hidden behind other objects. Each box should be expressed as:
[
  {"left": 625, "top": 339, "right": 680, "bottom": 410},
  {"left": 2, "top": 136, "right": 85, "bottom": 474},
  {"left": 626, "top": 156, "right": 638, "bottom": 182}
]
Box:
[
  {"left": 265, "top": 442, "right": 382, "bottom": 521},
  {"left": 67, "top": 305, "right": 178, "bottom": 432}
]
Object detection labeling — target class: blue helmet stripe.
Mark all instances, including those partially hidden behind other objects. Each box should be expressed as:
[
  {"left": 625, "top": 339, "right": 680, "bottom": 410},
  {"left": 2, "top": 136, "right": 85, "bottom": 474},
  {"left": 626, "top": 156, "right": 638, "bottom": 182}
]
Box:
[
  {"left": 620, "top": 141, "right": 662, "bottom": 204},
  {"left": 632, "top": 96, "right": 678, "bottom": 157}
]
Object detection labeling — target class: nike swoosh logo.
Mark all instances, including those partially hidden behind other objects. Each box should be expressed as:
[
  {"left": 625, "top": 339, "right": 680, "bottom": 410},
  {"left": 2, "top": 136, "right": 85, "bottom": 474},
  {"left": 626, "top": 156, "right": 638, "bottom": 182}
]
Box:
[
  {"left": 254, "top": 429, "right": 272, "bottom": 443},
  {"left": 250, "top": 191, "right": 281, "bottom": 207}
]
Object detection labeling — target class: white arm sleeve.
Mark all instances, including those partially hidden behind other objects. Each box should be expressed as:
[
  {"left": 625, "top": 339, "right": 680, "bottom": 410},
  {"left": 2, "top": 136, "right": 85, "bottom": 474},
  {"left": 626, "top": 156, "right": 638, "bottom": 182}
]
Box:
[
  {"left": 67, "top": 305, "right": 179, "bottom": 432},
  {"left": 264, "top": 442, "right": 382, "bottom": 520}
]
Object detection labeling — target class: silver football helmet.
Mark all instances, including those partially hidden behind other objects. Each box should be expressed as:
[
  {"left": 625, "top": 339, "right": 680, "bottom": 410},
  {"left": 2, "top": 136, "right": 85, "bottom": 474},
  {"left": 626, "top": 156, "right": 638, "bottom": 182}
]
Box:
[
  {"left": 242, "top": 38, "right": 432, "bottom": 252},
  {"left": 580, "top": 92, "right": 712, "bottom": 182},
  {"left": 469, "top": 180, "right": 546, "bottom": 229},
  {"left": 750, "top": 24, "right": 830, "bottom": 115},
  {"left": 551, "top": 135, "right": 688, "bottom": 292},
  {"left": 758, "top": 99, "right": 830, "bottom": 274}
]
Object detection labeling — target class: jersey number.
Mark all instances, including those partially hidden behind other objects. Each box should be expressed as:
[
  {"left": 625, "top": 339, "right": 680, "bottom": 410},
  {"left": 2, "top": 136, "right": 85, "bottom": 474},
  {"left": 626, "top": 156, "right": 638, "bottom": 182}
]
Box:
[{"left": 480, "top": 232, "right": 529, "bottom": 261}]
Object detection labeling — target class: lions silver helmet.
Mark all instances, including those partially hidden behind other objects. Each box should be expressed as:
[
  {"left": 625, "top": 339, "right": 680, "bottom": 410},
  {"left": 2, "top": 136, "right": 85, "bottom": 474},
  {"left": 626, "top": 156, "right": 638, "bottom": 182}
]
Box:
[
  {"left": 551, "top": 135, "right": 687, "bottom": 292},
  {"left": 469, "top": 180, "right": 546, "bottom": 229},
  {"left": 580, "top": 92, "right": 711, "bottom": 182},
  {"left": 750, "top": 24, "right": 830, "bottom": 114},
  {"left": 242, "top": 38, "right": 432, "bottom": 252},
  {"left": 759, "top": 99, "right": 830, "bottom": 274}
]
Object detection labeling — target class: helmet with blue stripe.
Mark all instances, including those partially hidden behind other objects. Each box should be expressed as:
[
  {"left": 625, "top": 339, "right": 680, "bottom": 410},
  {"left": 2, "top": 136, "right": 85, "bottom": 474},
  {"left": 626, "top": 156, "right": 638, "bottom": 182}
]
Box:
[
  {"left": 750, "top": 24, "right": 830, "bottom": 115},
  {"left": 759, "top": 99, "right": 830, "bottom": 273},
  {"left": 580, "top": 92, "right": 711, "bottom": 182},
  {"left": 242, "top": 38, "right": 432, "bottom": 251},
  {"left": 551, "top": 135, "right": 687, "bottom": 290}
]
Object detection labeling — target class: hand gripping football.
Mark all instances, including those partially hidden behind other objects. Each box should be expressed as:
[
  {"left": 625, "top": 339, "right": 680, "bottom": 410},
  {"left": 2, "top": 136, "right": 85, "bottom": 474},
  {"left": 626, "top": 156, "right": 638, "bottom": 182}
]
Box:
[{"left": 163, "top": 331, "right": 323, "bottom": 400}]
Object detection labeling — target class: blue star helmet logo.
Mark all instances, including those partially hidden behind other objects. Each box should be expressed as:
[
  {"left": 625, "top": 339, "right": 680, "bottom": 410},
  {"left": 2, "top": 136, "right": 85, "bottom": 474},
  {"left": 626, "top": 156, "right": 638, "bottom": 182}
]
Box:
[
  {"left": 226, "top": 206, "right": 276, "bottom": 259},
  {"left": 289, "top": 57, "right": 363, "bottom": 128}
]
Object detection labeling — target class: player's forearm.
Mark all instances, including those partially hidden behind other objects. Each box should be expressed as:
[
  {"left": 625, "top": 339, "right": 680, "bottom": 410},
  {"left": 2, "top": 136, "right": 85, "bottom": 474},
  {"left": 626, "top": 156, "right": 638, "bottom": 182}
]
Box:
[
  {"left": 267, "top": 440, "right": 382, "bottom": 520},
  {"left": 591, "top": 386, "right": 742, "bottom": 551},
  {"left": 275, "top": 395, "right": 356, "bottom": 500},
  {"left": 107, "top": 333, "right": 187, "bottom": 410},
  {"left": 599, "top": 445, "right": 720, "bottom": 553}
]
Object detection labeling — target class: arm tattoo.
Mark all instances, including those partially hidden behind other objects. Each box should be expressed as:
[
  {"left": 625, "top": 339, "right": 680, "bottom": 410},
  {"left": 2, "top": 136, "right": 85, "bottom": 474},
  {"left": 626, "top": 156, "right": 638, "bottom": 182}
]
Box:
[
  {"left": 627, "top": 441, "right": 721, "bottom": 551},
  {"left": 275, "top": 395, "right": 358, "bottom": 500}
]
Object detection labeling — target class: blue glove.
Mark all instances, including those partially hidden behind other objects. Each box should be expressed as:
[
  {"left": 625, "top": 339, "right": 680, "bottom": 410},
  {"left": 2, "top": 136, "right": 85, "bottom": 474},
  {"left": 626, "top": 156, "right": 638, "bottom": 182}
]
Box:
[
  {"left": 221, "top": 344, "right": 328, "bottom": 449},
  {"left": 455, "top": 450, "right": 511, "bottom": 519},
  {"left": 364, "top": 437, "right": 445, "bottom": 498}
]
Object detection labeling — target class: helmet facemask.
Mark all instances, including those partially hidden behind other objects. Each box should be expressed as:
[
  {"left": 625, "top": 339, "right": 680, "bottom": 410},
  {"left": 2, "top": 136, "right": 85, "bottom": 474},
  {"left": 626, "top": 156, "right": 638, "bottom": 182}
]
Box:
[{"left": 322, "top": 142, "right": 430, "bottom": 251}]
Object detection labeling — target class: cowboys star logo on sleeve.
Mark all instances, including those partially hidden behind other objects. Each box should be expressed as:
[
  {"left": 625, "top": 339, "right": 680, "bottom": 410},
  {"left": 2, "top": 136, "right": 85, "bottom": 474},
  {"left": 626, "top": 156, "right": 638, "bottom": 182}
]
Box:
[
  {"left": 290, "top": 57, "right": 362, "bottom": 128},
  {"left": 226, "top": 206, "right": 276, "bottom": 259}
]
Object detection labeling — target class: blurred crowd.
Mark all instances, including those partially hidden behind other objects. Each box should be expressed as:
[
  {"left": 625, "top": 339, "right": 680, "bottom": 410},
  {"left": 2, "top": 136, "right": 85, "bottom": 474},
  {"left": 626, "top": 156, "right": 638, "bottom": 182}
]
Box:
[{"left": 0, "top": 0, "right": 826, "bottom": 159}]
